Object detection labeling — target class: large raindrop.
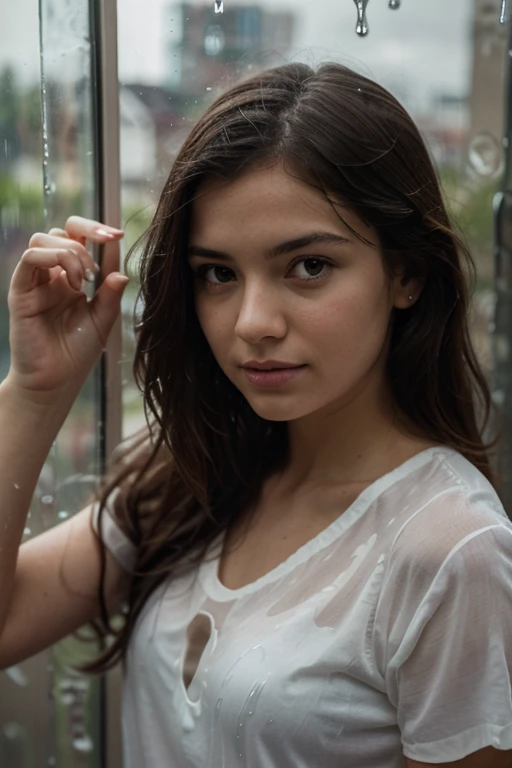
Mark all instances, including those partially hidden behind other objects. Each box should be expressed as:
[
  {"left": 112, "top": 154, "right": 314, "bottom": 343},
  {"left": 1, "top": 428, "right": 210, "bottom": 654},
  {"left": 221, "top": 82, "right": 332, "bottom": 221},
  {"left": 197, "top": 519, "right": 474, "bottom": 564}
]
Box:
[
  {"left": 352, "top": 0, "right": 402, "bottom": 36},
  {"left": 353, "top": 0, "right": 369, "bottom": 36}
]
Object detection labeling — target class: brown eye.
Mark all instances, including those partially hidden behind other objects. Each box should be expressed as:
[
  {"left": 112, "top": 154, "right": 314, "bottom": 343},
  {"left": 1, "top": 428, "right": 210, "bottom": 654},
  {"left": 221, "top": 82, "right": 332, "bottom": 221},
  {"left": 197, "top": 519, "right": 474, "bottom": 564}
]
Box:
[
  {"left": 196, "top": 265, "right": 235, "bottom": 284},
  {"left": 290, "top": 257, "right": 333, "bottom": 281},
  {"left": 302, "top": 259, "right": 324, "bottom": 277}
]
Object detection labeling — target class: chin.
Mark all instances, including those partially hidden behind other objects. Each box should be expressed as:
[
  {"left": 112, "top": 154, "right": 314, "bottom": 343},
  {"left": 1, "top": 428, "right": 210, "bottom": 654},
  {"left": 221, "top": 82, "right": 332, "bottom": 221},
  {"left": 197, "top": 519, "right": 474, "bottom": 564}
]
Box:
[{"left": 245, "top": 397, "right": 318, "bottom": 422}]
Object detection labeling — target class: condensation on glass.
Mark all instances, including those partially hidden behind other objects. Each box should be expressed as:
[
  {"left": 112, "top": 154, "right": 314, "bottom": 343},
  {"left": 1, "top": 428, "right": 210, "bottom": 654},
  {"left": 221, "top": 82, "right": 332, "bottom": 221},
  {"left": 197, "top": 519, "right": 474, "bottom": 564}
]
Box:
[{"left": 0, "top": 0, "right": 103, "bottom": 765}]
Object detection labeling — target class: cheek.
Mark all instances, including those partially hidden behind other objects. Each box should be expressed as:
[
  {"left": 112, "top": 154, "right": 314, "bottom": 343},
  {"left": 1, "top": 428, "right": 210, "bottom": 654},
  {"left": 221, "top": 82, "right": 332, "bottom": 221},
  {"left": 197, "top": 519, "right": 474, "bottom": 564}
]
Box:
[
  {"left": 194, "top": 277, "right": 390, "bottom": 360},
  {"left": 195, "top": 301, "right": 228, "bottom": 354},
  {"left": 303, "top": 291, "right": 389, "bottom": 358}
]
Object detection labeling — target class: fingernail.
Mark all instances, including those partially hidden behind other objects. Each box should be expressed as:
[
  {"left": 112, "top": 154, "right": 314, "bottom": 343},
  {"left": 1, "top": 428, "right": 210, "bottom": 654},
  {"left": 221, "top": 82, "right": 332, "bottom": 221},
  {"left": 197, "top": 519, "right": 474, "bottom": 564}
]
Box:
[
  {"left": 111, "top": 273, "right": 130, "bottom": 285},
  {"left": 95, "top": 229, "right": 115, "bottom": 238},
  {"left": 85, "top": 268, "right": 96, "bottom": 282}
]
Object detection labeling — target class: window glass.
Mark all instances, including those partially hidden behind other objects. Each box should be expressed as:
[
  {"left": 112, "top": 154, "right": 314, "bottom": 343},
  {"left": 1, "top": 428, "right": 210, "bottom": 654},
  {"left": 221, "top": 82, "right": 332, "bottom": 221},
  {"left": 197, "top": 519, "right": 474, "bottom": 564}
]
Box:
[{"left": 0, "top": 0, "right": 103, "bottom": 764}]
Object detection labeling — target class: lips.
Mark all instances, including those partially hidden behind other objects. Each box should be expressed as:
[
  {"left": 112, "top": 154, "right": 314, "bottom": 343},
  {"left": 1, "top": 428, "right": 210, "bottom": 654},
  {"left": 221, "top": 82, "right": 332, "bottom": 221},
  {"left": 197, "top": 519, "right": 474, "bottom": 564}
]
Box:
[
  {"left": 242, "top": 361, "right": 304, "bottom": 370},
  {"left": 242, "top": 364, "right": 306, "bottom": 387}
]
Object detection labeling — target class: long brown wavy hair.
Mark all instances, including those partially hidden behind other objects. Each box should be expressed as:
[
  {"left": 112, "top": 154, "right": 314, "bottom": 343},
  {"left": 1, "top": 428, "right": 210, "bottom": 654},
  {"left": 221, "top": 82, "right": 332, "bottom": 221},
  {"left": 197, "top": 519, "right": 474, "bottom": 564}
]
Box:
[{"left": 74, "top": 61, "right": 503, "bottom": 675}]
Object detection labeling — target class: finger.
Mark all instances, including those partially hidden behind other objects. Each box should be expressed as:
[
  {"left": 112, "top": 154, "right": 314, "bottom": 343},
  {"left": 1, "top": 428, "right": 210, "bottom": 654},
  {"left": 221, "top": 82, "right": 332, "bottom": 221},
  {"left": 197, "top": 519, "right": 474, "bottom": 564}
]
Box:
[
  {"left": 89, "top": 272, "right": 130, "bottom": 346},
  {"left": 12, "top": 248, "right": 86, "bottom": 293},
  {"left": 65, "top": 216, "right": 124, "bottom": 244},
  {"left": 49, "top": 226, "right": 87, "bottom": 248},
  {"left": 28, "top": 233, "right": 99, "bottom": 281},
  {"left": 32, "top": 264, "right": 64, "bottom": 287}
]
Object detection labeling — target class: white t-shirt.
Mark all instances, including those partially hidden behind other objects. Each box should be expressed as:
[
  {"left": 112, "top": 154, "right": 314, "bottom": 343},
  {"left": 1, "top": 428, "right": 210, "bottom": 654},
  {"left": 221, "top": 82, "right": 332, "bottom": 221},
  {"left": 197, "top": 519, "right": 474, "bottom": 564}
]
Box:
[{"left": 91, "top": 445, "right": 512, "bottom": 767}]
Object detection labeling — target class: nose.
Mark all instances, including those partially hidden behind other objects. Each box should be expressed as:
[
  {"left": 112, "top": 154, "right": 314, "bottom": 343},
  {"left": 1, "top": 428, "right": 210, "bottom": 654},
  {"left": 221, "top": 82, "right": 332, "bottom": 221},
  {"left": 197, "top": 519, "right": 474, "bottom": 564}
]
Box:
[{"left": 234, "top": 281, "right": 287, "bottom": 343}]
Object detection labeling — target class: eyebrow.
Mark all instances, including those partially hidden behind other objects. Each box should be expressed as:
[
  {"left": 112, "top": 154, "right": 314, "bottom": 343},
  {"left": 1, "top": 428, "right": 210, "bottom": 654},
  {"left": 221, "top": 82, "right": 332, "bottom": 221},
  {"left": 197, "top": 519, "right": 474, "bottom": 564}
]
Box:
[{"left": 187, "top": 231, "right": 351, "bottom": 262}]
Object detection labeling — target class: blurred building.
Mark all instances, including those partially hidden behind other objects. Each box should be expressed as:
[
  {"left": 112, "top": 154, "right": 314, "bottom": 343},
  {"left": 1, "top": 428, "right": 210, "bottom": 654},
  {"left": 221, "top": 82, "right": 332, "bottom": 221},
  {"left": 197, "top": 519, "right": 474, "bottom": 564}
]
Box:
[
  {"left": 416, "top": 94, "right": 470, "bottom": 170},
  {"left": 468, "top": 0, "right": 508, "bottom": 154},
  {"left": 163, "top": 2, "right": 296, "bottom": 95},
  {"left": 413, "top": 0, "right": 508, "bottom": 176},
  {"left": 120, "top": 86, "right": 159, "bottom": 186}
]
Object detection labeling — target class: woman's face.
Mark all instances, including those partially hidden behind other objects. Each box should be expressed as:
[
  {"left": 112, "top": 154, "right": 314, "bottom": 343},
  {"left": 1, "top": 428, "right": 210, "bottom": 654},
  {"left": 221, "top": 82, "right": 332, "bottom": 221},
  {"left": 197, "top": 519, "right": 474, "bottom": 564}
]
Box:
[{"left": 188, "top": 159, "right": 412, "bottom": 423}]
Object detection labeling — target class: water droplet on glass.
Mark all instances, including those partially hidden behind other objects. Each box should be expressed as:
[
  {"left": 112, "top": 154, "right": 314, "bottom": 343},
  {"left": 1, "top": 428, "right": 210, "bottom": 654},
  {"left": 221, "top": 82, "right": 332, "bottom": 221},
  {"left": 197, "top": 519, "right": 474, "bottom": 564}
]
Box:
[
  {"left": 41, "top": 495, "right": 53, "bottom": 505},
  {"left": 500, "top": 0, "right": 507, "bottom": 24},
  {"left": 204, "top": 24, "right": 225, "bottom": 55},
  {"left": 76, "top": 327, "right": 83, "bottom": 332},
  {"left": 4, "top": 665, "right": 29, "bottom": 687},
  {"left": 214, "top": 0, "right": 224, "bottom": 13},
  {"left": 389, "top": 0, "right": 400, "bottom": 8},
  {"left": 3, "top": 722, "right": 25, "bottom": 739},
  {"left": 23, "top": 527, "right": 31, "bottom": 536},
  {"left": 468, "top": 132, "right": 503, "bottom": 177},
  {"left": 72, "top": 735, "right": 94, "bottom": 753},
  {"left": 206, "top": 86, "right": 212, "bottom": 91},
  {"left": 48, "top": 758, "right": 56, "bottom": 766},
  {"left": 59, "top": 690, "right": 74, "bottom": 706},
  {"left": 13, "top": 483, "right": 20, "bottom": 490},
  {"left": 353, "top": 0, "right": 369, "bottom": 36},
  {"left": 58, "top": 510, "right": 69, "bottom": 520}
]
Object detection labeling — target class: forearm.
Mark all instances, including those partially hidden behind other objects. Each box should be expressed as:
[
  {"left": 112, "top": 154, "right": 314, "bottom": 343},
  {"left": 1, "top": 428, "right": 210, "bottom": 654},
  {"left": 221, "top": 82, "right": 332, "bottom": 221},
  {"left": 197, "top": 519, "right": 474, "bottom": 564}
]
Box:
[{"left": 0, "top": 376, "right": 78, "bottom": 633}]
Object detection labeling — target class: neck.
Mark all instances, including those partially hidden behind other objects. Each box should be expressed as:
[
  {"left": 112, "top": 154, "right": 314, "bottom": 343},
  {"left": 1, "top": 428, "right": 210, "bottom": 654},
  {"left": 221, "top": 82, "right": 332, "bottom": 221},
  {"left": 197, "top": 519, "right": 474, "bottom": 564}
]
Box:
[{"left": 279, "top": 379, "right": 429, "bottom": 493}]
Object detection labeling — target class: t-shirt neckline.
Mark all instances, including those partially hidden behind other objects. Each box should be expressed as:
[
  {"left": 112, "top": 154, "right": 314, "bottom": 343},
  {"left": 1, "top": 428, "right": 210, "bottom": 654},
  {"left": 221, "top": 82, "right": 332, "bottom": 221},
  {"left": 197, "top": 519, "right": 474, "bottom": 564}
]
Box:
[{"left": 199, "top": 444, "right": 457, "bottom": 602}]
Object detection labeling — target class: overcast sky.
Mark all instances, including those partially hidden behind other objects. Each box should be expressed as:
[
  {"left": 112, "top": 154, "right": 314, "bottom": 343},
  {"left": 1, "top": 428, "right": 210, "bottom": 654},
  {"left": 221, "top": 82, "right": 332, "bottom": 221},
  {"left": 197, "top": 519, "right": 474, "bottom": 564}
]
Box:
[{"left": 0, "top": 0, "right": 486, "bottom": 110}]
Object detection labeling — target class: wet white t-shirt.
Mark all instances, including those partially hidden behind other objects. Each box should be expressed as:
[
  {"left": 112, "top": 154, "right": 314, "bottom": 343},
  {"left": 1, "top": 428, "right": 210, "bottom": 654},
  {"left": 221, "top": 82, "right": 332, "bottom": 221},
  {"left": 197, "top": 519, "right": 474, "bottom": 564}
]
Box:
[{"left": 91, "top": 446, "right": 512, "bottom": 767}]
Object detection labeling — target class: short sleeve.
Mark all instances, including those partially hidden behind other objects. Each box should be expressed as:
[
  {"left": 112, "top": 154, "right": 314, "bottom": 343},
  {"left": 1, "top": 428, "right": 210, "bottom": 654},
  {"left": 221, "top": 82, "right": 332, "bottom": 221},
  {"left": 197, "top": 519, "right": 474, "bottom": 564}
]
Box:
[
  {"left": 90, "top": 488, "right": 138, "bottom": 573},
  {"left": 381, "top": 522, "right": 512, "bottom": 762}
]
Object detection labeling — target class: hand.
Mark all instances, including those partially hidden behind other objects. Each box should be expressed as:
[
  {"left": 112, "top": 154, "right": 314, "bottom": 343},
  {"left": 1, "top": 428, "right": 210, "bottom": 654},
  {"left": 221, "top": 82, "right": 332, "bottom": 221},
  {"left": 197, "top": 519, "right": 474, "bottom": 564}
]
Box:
[{"left": 7, "top": 216, "right": 129, "bottom": 396}]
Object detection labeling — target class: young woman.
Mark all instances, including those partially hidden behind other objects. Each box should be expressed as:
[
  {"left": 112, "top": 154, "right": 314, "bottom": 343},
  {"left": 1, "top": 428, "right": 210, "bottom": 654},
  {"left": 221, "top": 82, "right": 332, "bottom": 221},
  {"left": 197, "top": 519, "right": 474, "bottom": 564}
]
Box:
[{"left": 1, "top": 62, "right": 512, "bottom": 768}]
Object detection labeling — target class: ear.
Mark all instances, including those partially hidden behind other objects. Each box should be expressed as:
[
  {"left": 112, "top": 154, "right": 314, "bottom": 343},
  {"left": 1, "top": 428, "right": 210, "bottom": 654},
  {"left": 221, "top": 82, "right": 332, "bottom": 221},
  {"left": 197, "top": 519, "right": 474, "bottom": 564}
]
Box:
[{"left": 392, "top": 272, "right": 427, "bottom": 310}]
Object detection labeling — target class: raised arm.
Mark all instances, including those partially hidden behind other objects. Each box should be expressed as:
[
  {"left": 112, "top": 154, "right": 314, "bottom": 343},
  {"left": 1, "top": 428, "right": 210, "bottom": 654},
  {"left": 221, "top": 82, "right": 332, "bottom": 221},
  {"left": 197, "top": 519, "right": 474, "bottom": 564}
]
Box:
[{"left": 0, "top": 217, "right": 129, "bottom": 664}]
